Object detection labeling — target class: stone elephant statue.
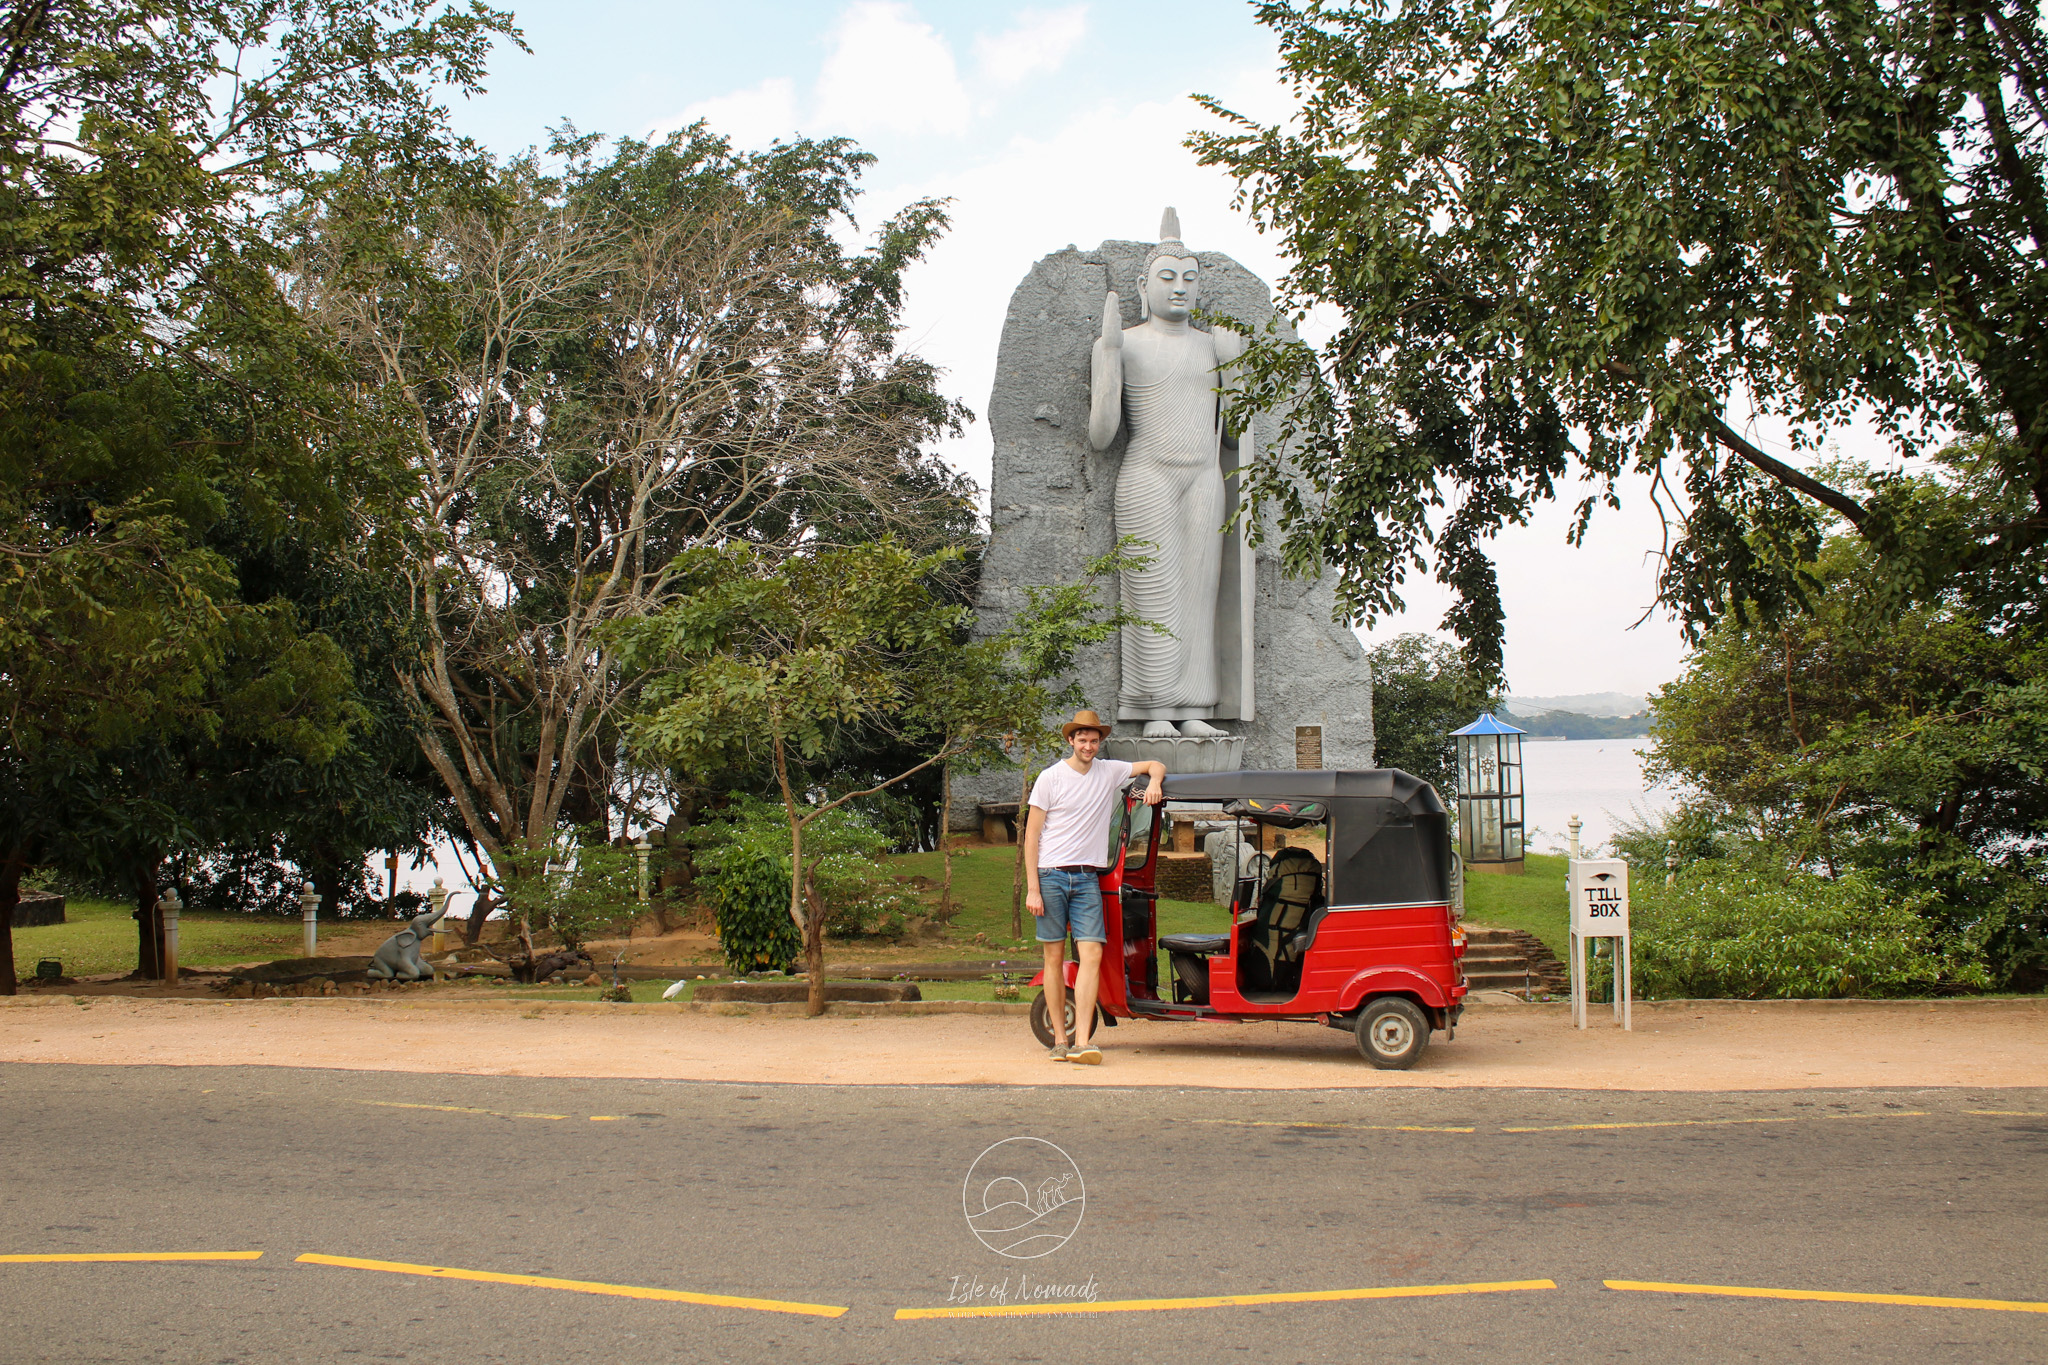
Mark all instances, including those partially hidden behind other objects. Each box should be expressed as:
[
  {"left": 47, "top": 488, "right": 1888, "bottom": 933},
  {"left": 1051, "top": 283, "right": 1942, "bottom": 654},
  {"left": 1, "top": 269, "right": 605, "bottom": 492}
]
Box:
[{"left": 366, "top": 901, "right": 450, "bottom": 981}]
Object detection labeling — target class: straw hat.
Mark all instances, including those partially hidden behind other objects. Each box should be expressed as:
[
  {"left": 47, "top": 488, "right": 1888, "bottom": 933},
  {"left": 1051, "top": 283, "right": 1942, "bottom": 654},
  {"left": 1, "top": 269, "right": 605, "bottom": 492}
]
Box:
[{"left": 1061, "top": 709, "right": 1113, "bottom": 741}]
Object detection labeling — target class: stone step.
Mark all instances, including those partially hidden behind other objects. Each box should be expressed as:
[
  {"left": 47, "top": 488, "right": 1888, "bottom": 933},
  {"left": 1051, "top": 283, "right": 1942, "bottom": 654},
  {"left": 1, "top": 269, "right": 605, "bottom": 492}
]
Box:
[
  {"left": 1459, "top": 924, "right": 1570, "bottom": 994},
  {"left": 1463, "top": 966, "right": 1553, "bottom": 987}
]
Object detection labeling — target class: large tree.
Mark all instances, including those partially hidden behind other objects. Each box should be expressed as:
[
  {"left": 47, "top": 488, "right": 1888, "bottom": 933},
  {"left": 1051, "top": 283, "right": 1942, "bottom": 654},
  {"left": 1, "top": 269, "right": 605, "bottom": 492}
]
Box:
[
  {"left": 1647, "top": 456, "right": 2047, "bottom": 986},
  {"left": 0, "top": 0, "right": 517, "bottom": 986},
  {"left": 296, "top": 128, "right": 970, "bottom": 899},
  {"left": 1193, "top": 0, "right": 2048, "bottom": 681},
  {"left": 615, "top": 540, "right": 1039, "bottom": 1015}
]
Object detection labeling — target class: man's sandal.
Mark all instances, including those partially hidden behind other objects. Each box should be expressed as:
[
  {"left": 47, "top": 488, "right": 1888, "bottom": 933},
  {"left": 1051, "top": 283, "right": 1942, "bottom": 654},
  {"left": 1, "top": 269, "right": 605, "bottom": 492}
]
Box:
[
  {"left": 1069, "top": 1043, "right": 1102, "bottom": 1065},
  {"left": 1048, "top": 1045, "right": 1071, "bottom": 1061}
]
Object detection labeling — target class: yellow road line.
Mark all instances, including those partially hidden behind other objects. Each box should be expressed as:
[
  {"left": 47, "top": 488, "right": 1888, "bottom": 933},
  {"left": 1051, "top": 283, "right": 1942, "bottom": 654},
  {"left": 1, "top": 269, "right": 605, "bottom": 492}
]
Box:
[
  {"left": 1503, "top": 1112, "right": 1926, "bottom": 1133},
  {"left": 353, "top": 1101, "right": 568, "bottom": 1120},
  {"left": 1606, "top": 1279, "right": 2048, "bottom": 1314},
  {"left": 1964, "top": 1110, "right": 2046, "bottom": 1117},
  {"left": 895, "top": 1278, "right": 1555, "bottom": 1320},
  {"left": 1188, "top": 1118, "right": 1478, "bottom": 1134},
  {"left": 1, "top": 1252, "right": 262, "bottom": 1263},
  {"left": 295, "top": 1253, "right": 847, "bottom": 1319}
]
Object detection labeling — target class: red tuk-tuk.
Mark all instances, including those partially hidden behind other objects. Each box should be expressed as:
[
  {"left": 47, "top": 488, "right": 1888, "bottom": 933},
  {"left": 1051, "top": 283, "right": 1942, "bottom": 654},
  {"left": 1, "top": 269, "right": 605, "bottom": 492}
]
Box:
[{"left": 1029, "top": 769, "right": 1467, "bottom": 1069}]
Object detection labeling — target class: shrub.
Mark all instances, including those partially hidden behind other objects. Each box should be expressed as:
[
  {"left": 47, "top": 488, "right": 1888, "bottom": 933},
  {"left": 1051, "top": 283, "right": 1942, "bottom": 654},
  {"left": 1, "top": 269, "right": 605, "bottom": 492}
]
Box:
[
  {"left": 495, "top": 832, "right": 640, "bottom": 951},
  {"left": 689, "top": 797, "right": 918, "bottom": 974},
  {"left": 1617, "top": 856, "right": 1990, "bottom": 999},
  {"left": 1610, "top": 802, "right": 1743, "bottom": 878}
]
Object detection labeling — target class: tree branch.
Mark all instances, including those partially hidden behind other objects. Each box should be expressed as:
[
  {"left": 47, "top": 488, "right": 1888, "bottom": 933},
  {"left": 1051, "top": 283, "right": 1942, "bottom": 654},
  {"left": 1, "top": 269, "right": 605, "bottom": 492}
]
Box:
[{"left": 1707, "top": 420, "right": 1869, "bottom": 529}]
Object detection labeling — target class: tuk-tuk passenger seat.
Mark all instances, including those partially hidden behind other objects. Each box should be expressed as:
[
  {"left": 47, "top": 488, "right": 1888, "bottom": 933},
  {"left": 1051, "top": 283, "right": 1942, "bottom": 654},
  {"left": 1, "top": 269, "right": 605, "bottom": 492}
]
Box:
[{"left": 1159, "top": 934, "right": 1230, "bottom": 955}]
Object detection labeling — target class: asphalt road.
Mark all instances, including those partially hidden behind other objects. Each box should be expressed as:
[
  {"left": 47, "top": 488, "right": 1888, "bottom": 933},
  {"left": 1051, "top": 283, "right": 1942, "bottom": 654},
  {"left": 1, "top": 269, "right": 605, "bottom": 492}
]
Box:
[{"left": 2, "top": 1065, "right": 2044, "bottom": 1362}]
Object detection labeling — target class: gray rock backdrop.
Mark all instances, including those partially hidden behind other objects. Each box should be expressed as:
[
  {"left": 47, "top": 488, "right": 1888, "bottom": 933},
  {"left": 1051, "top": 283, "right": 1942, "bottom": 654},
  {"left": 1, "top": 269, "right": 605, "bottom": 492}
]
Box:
[{"left": 949, "top": 236, "right": 1373, "bottom": 831}]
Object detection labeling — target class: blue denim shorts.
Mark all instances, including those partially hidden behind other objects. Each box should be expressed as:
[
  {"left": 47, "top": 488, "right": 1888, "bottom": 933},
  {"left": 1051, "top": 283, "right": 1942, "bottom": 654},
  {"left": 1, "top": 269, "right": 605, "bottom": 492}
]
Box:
[{"left": 1036, "top": 867, "right": 1107, "bottom": 944}]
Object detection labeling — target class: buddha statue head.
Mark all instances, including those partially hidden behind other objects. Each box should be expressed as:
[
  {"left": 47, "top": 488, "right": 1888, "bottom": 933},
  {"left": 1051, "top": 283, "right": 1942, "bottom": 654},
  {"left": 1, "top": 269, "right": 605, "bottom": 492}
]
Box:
[{"left": 1139, "top": 206, "right": 1199, "bottom": 322}]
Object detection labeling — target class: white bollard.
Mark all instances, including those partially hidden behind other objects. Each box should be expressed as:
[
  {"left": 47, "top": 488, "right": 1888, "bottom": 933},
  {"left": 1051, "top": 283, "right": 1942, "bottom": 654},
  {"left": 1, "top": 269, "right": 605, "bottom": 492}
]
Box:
[
  {"left": 1567, "top": 814, "right": 1582, "bottom": 860},
  {"left": 635, "top": 836, "right": 653, "bottom": 904},
  {"left": 429, "top": 878, "right": 451, "bottom": 955},
  {"left": 298, "top": 887, "right": 320, "bottom": 958},
  {"left": 159, "top": 888, "right": 182, "bottom": 983}
]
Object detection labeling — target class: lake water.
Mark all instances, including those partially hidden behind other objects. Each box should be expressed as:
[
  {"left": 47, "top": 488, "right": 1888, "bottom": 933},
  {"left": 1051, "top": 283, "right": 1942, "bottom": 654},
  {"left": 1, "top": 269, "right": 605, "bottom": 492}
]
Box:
[{"left": 1518, "top": 737, "right": 1672, "bottom": 857}]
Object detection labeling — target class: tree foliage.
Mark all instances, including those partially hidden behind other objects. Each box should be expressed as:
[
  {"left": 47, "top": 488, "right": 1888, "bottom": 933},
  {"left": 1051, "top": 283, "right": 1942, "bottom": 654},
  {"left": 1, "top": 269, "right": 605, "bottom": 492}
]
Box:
[
  {"left": 0, "top": 0, "right": 516, "bottom": 986},
  {"left": 1194, "top": 0, "right": 2048, "bottom": 683},
  {"left": 1365, "top": 633, "right": 1500, "bottom": 796},
  {"left": 1646, "top": 456, "right": 2047, "bottom": 987},
  {"left": 297, "top": 126, "right": 972, "bottom": 886},
  {"left": 614, "top": 539, "right": 1039, "bottom": 1013}
]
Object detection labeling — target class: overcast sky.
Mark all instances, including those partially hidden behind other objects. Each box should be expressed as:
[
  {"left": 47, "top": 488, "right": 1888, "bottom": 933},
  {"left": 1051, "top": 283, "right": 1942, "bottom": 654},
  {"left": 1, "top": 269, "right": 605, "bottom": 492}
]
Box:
[{"left": 443, "top": 0, "right": 1746, "bottom": 700}]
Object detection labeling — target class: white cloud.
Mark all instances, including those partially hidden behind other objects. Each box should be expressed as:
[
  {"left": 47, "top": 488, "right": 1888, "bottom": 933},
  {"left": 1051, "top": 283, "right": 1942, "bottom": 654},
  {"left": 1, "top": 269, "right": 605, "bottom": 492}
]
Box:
[
  {"left": 670, "top": 76, "right": 801, "bottom": 148},
  {"left": 972, "top": 5, "right": 1090, "bottom": 89},
  {"left": 813, "top": 2, "right": 971, "bottom": 138}
]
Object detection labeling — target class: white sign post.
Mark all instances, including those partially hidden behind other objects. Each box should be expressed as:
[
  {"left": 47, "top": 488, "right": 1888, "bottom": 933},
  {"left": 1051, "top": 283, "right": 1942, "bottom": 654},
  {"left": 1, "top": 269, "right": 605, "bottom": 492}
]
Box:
[{"left": 1568, "top": 859, "right": 1631, "bottom": 1030}]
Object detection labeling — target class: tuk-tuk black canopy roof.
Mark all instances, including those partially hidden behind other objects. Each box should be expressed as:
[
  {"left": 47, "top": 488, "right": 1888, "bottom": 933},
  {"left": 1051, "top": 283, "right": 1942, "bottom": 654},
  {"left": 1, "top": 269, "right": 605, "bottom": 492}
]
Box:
[
  {"left": 1160, "top": 768, "right": 1444, "bottom": 812},
  {"left": 1159, "top": 769, "right": 1450, "bottom": 906}
]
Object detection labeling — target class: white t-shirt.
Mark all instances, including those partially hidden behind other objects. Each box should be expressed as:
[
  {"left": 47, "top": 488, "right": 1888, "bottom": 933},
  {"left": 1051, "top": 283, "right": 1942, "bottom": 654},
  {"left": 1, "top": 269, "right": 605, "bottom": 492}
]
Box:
[{"left": 1029, "top": 757, "right": 1134, "bottom": 869}]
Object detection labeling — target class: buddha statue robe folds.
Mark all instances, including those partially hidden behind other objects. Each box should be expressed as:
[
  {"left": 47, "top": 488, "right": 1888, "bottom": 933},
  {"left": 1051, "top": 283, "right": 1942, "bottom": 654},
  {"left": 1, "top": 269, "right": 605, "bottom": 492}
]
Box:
[{"left": 1088, "top": 209, "right": 1253, "bottom": 738}]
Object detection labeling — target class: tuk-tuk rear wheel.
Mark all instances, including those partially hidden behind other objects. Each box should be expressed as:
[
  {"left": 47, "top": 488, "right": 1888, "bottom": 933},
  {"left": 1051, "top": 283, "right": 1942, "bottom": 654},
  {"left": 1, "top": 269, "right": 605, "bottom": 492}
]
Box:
[
  {"left": 1030, "top": 986, "right": 1104, "bottom": 1049},
  {"left": 1354, "top": 997, "right": 1430, "bottom": 1070}
]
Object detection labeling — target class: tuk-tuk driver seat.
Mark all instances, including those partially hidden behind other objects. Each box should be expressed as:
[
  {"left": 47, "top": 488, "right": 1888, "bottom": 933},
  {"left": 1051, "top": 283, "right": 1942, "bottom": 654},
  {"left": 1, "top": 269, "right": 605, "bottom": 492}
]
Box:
[{"left": 1240, "top": 846, "right": 1324, "bottom": 996}]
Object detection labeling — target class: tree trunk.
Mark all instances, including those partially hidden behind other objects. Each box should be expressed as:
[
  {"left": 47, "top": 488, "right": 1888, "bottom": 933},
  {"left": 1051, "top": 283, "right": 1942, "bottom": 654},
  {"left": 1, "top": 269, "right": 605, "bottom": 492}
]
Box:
[
  {"left": 803, "top": 868, "right": 827, "bottom": 1018},
  {"left": 464, "top": 890, "right": 495, "bottom": 947},
  {"left": 940, "top": 762, "right": 953, "bottom": 919},
  {"left": 0, "top": 843, "right": 27, "bottom": 997},
  {"left": 132, "top": 859, "right": 164, "bottom": 981},
  {"left": 1011, "top": 755, "right": 1030, "bottom": 939},
  {"left": 312, "top": 856, "right": 350, "bottom": 930}
]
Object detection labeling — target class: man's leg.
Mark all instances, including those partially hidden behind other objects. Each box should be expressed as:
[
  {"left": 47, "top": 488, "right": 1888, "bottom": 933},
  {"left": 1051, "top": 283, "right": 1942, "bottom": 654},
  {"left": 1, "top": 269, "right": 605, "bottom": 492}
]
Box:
[
  {"left": 1071, "top": 939, "right": 1104, "bottom": 1049},
  {"left": 1041, "top": 938, "right": 1069, "bottom": 1047},
  {"left": 1037, "top": 870, "right": 1072, "bottom": 1049}
]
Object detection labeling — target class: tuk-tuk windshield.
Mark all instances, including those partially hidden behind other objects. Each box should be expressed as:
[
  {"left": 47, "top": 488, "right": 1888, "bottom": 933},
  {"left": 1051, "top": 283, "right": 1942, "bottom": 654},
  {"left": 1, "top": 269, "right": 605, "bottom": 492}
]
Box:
[{"left": 1120, "top": 791, "right": 1157, "bottom": 870}]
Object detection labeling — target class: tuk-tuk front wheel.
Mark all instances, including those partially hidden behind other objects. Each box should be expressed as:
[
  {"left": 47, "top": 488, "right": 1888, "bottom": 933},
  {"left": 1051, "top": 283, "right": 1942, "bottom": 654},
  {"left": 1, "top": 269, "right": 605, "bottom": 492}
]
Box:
[
  {"left": 1031, "top": 986, "right": 1105, "bottom": 1049},
  {"left": 1354, "top": 997, "right": 1430, "bottom": 1070}
]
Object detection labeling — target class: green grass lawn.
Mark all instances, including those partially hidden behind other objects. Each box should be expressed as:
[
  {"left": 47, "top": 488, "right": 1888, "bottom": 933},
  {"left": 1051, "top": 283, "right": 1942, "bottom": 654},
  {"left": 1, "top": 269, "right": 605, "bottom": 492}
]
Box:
[
  {"left": 889, "top": 839, "right": 1569, "bottom": 959},
  {"left": 886, "top": 841, "right": 1226, "bottom": 949},
  {"left": 12, "top": 898, "right": 309, "bottom": 979},
  {"left": 1463, "top": 853, "right": 1569, "bottom": 956}
]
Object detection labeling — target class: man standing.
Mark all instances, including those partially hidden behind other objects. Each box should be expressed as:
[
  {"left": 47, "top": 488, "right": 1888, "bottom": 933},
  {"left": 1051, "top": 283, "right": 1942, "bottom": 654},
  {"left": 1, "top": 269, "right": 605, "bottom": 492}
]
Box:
[{"left": 1023, "top": 709, "right": 1166, "bottom": 1064}]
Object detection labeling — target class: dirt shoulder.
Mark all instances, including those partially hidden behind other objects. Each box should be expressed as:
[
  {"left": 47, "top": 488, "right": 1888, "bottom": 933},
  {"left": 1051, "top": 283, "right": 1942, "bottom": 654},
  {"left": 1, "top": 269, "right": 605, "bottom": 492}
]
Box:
[{"left": 2, "top": 994, "right": 2041, "bottom": 1091}]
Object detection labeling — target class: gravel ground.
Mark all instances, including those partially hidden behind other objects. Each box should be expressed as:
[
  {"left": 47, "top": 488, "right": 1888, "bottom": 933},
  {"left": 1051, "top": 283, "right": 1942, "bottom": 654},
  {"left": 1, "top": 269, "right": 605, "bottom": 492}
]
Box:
[{"left": 1, "top": 993, "right": 2041, "bottom": 1090}]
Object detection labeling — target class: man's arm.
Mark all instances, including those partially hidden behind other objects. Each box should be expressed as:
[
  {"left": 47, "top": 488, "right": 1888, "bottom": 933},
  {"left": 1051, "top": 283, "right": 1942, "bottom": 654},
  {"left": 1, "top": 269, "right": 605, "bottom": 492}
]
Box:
[
  {"left": 1130, "top": 760, "right": 1167, "bottom": 805},
  {"left": 1023, "top": 805, "right": 1048, "bottom": 914}
]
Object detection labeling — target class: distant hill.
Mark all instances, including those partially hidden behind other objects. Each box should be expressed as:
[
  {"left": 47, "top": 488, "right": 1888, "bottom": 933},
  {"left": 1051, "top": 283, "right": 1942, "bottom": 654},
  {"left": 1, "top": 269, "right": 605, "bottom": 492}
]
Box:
[
  {"left": 1500, "top": 706, "right": 1653, "bottom": 740},
  {"left": 1508, "top": 691, "right": 1650, "bottom": 718}
]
